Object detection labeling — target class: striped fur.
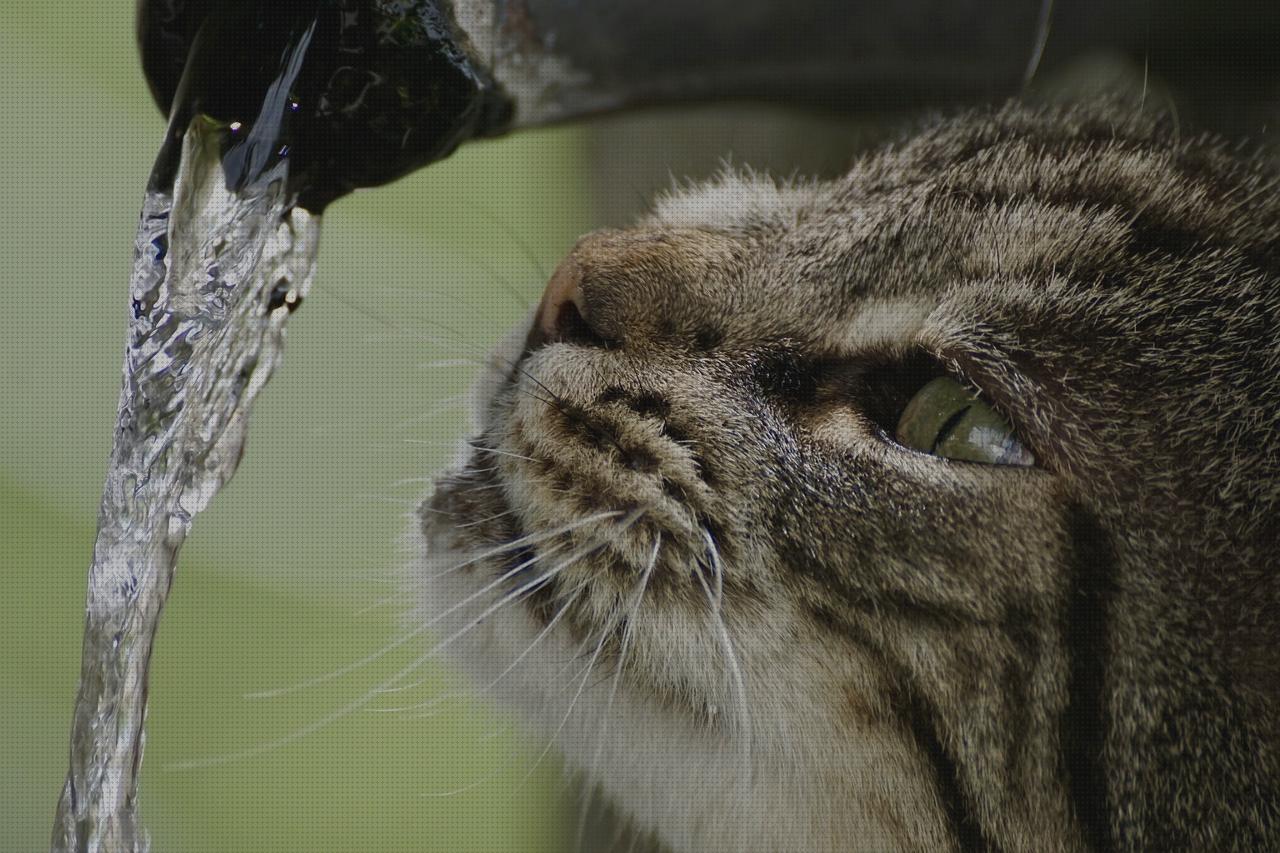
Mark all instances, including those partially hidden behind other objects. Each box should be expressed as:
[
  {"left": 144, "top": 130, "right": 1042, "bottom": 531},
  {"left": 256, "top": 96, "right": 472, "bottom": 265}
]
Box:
[{"left": 413, "top": 102, "right": 1280, "bottom": 851}]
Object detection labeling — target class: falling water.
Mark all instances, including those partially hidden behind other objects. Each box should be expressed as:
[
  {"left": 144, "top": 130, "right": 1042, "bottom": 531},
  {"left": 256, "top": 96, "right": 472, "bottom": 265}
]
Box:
[
  {"left": 50, "top": 2, "right": 516, "bottom": 848},
  {"left": 50, "top": 115, "right": 319, "bottom": 851}
]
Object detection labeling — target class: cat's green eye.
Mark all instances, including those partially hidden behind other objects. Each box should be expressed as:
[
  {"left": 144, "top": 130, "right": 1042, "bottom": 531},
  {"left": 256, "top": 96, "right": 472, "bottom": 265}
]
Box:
[{"left": 894, "top": 377, "right": 1034, "bottom": 467}]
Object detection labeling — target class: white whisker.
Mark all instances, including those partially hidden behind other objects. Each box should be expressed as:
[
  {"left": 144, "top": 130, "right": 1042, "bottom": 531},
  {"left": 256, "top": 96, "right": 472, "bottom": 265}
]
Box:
[
  {"left": 244, "top": 544, "right": 556, "bottom": 701},
  {"left": 243, "top": 512, "right": 622, "bottom": 702},
  {"left": 703, "top": 527, "right": 725, "bottom": 613},
  {"left": 574, "top": 536, "right": 661, "bottom": 852},
  {"left": 469, "top": 444, "right": 540, "bottom": 464},
  {"left": 373, "top": 586, "right": 586, "bottom": 716},
  {"left": 426, "top": 511, "right": 621, "bottom": 581},
  {"left": 174, "top": 533, "right": 620, "bottom": 772},
  {"left": 693, "top": 553, "right": 752, "bottom": 772},
  {"left": 455, "top": 507, "right": 521, "bottom": 529}
]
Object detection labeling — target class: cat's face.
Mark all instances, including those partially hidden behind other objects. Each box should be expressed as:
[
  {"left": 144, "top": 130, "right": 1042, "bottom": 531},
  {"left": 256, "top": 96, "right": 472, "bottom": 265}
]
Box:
[{"left": 413, "top": 105, "right": 1280, "bottom": 852}]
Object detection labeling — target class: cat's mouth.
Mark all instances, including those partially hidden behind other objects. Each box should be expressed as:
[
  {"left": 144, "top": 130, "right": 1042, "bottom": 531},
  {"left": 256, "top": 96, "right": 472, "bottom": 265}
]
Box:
[
  {"left": 425, "top": 420, "right": 716, "bottom": 604},
  {"left": 419, "top": 349, "right": 747, "bottom": 700},
  {"left": 423, "top": 450, "right": 746, "bottom": 729},
  {"left": 490, "top": 346, "right": 721, "bottom": 550}
]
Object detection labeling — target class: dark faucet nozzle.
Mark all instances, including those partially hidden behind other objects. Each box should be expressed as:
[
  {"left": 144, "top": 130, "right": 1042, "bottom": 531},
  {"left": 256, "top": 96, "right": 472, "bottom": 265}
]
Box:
[{"left": 138, "top": 0, "right": 513, "bottom": 212}]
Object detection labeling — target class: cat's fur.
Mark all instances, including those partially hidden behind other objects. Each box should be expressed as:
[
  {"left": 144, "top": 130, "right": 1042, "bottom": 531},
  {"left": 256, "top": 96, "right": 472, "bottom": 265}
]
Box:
[{"left": 410, "top": 103, "right": 1280, "bottom": 851}]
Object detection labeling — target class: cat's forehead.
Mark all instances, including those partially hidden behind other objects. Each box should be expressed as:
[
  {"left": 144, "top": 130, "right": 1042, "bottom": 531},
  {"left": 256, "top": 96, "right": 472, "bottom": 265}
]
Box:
[
  {"left": 645, "top": 167, "right": 822, "bottom": 235},
  {"left": 640, "top": 104, "right": 1280, "bottom": 350}
]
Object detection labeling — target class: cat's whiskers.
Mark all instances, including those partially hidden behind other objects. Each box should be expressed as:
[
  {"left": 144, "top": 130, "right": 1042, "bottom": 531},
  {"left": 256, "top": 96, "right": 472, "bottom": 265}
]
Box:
[
  {"left": 314, "top": 280, "right": 576, "bottom": 428},
  {"left": 468, "top": 443, "right": 540, "bottom": 464},
  {"left": 423, "top": 511, "right": 647, "bottom": 798},
  {"left": 416, "top": 358, "right": 481, "bottom": 371},
  {"left": 368, "top": 584, "right": 589, "bottom": 716},
  {"left": 407, "top": 573, "right": 599, "bottom": 723},
  {"left": 170, "top": 513, "right": 635, "bottom": 773},
  {"left": 692, "top": 535, "right": 753, "bottom": 773},
  {"left": 441, "top": 517, "right": 637, "bottom": 703},
  {"left": 388, "top": 394, "right": 468, "bottom": 433},
  {"left": 370, "top": 545, "right": 591, "bottom": 700},
  {"left": 574, "top": 536, "right": 662, "bottom": 853},
  {"left": 454, "top": 506, "right": 521, "bottom": 529},
  {"left": 245, "top": 545, "right": 553, "bottom": 701},
  {"left": 511, "top": 510, "right": 647, "bottom": 776},
  {"left": 245, "top": 513, "right": 619, "bottom": 701},
  {"left": 167, "top": 546, "right": 584, "bottom": 771},
  {"left": 703, "top": 526, "right": 725, "bottom": 613}
]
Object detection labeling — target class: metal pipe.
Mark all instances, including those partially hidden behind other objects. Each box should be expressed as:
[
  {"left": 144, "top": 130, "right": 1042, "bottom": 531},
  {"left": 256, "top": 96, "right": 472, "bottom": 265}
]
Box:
[{"left": 136, "top": 0, "right": 1280, "bottom": 211}]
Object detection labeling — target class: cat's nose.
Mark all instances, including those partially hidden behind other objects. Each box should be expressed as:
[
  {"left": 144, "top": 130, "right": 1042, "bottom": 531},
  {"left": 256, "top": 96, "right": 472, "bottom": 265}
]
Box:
[
  {"left": 526, "top": 253, "right": 612, "bottom": 350},
  {"left": 526, "top": 227, "right": 741, "bottom": 352}
]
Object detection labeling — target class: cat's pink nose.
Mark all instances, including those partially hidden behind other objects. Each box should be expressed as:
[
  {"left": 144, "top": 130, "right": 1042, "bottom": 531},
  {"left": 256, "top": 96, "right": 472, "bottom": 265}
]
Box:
[{"left": 527, "top": 254, "right": 608, "bottom": 349}]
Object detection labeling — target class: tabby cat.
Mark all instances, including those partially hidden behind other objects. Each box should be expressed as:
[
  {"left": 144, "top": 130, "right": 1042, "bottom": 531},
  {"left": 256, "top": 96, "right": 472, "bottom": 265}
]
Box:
[{"left": 410, "top": 102, "right": 1280, "bottom": 851}]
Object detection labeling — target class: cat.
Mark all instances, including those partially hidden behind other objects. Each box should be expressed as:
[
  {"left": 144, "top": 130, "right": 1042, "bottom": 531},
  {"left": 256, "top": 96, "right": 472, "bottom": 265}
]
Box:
[{"left": 409, "top": 101, "right": 1280, "bottom": 851}]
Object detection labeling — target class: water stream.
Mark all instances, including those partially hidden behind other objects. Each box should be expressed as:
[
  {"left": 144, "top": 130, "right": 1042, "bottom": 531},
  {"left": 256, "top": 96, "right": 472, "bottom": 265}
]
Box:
[
  {"left": 52, "top": 3, "right": 516, "bottom": 848},
  {"left": 51, "top": 116, "right": 320, "bottom": 852}
]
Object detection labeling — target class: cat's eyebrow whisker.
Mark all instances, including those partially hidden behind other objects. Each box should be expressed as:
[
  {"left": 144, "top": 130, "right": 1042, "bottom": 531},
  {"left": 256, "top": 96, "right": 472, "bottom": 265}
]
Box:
[{"left": 575, "top": 536, "right": 662, "bottom": 853}]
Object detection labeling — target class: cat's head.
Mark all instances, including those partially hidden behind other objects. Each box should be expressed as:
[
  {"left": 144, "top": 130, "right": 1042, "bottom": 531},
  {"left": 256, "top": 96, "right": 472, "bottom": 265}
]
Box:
[{"left": 415, "top": 103, "right": 1280, "bottom": 851}]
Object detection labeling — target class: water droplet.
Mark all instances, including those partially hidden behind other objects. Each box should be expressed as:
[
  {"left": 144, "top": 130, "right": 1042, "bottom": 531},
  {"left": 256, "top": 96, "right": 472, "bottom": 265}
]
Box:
[{"left": 268, "top": 279, "right": 302, "bottom": 312}]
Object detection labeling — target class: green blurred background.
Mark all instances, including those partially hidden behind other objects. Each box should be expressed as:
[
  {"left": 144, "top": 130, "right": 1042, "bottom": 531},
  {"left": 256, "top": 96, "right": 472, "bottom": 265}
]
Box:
[
  {"left": 2, "top": 2, "right": 881, "bottom": 850},
  {"left": 3, "top": 1, "right": 589, "bottom": 849}
]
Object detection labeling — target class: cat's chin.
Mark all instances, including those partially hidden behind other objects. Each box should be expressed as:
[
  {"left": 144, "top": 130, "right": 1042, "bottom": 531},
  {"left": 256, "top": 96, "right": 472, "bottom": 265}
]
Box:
[
  {"left": 409, "top": 515, "right": 783, "bottom": 853},
  {"left": 408, "top": 487, "right": 950, "bottom": 853}
]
